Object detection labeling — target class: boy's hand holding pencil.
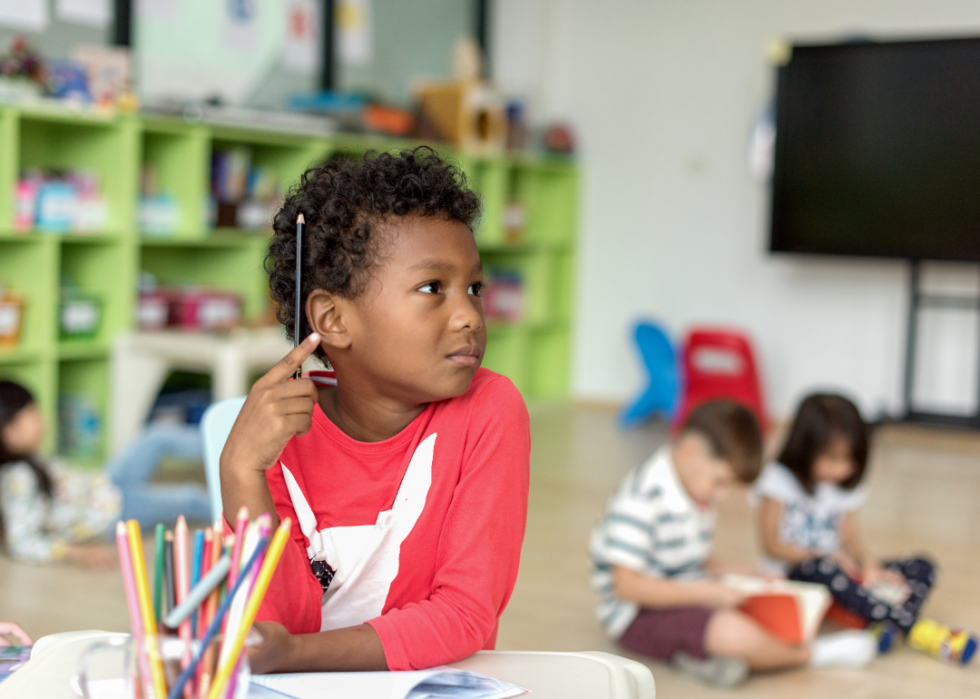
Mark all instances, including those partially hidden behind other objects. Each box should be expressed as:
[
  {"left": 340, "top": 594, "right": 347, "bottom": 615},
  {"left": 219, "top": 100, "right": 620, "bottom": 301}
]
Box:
[{"left": 220, "top": 334, "right": 320, "bottom": 524}]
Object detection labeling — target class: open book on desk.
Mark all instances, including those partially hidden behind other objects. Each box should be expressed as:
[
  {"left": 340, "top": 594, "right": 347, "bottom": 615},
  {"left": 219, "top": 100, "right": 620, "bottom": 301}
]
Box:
[
  {"left": 249, "top": 666, "right": 528, "bottom": 699},
  {"left": 722, "top": 574, "right": 832, "bottom": 645}
]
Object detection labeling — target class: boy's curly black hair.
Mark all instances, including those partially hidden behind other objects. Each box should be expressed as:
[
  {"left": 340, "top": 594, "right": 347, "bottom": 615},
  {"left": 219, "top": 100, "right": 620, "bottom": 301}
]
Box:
[{"left": 267, "top": 146, "right": 482, "bottom": 363}]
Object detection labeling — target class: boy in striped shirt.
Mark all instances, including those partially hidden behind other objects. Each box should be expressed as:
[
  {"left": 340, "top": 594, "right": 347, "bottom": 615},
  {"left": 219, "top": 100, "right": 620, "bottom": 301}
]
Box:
[{"left": 589, "top": 400, "right": 878, "bottom": 687}]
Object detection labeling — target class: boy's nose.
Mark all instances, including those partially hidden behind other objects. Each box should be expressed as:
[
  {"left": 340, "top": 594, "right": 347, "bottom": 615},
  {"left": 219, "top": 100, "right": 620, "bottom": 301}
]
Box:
[{"left": 450, "top": 292, "right": 484, "bottom": 332}]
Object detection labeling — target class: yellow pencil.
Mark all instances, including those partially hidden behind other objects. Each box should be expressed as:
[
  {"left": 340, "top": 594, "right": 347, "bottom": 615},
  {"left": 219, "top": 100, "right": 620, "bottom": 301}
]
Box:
[
  {"left": 206, "top": 518, "right": 292, "bottom": 699},
  {"left": 127, "top": 519, "right": 168, "bottom": 699}
]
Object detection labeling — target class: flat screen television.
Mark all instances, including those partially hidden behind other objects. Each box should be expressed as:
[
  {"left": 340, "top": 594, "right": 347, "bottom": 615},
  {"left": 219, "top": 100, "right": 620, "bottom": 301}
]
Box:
[{"left": 770, "top": 37, "right": 980, "bottom": 261}]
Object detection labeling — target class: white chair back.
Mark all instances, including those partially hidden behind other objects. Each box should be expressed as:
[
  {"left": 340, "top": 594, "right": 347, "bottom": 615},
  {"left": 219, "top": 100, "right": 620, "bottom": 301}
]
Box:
[{"left": 199, "top": 396, "right": 247, "bottom": 522}]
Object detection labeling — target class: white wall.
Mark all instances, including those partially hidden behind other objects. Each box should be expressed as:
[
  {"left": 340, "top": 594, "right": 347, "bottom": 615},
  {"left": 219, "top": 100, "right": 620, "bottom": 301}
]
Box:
[{"left": 492, "top": 0, "right": 980, "bottom": 419}]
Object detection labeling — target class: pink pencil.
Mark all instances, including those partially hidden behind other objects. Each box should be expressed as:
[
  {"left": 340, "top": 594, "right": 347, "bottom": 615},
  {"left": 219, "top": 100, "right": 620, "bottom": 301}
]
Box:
[
  {"left": 173, "top": 516, "right": 193, "bottom": 698},
  {"left": 197, "top": 528, "right": 213, "bottom": 638},
  {"left": 227, "top": 506, "right": 249, "bottom": 590},
  {"left": 116, "top": 521, "right": 155, "bottom": 699}
]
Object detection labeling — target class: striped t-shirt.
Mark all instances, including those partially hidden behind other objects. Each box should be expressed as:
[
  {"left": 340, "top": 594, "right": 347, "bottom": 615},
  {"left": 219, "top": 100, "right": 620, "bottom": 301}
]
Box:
[{"left": 588, "top": 446, "right": 715, "bottom": 638}]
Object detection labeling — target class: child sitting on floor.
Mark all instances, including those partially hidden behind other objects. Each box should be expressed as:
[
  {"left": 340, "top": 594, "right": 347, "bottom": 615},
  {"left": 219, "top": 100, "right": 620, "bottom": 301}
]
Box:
[
  {"left": 221, "top": 148, "right": 530, "bottom": 673},
  {"left": 756, "top": 392, "right": 977, "bottom": 665},
  {"left": 0, "top": 380, "right": 212, "bottom": 570},
  {"left": 590, "top": 400, "right": 878, "bottom": 688}
]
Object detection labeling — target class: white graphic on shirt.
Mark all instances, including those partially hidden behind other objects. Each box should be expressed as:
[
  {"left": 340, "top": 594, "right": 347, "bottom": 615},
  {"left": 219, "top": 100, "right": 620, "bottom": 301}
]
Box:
[{"left": 280, "top": 432, "right": 436, "bottom": 631}]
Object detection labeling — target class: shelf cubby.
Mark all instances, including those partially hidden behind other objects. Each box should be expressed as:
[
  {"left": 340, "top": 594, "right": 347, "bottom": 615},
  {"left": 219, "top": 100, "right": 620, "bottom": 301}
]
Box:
[
  {"left": 140, "top": 119, "right": 209, "bottom": 238},
  {"left": 17, "top": 111, "right": 138, "bottom": 236},
  {"left": 139, "top": 237, "right": 270, "bottom": 321}
]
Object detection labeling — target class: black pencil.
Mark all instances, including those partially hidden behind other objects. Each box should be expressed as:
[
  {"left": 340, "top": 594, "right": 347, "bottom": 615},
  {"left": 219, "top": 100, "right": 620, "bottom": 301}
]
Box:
[{"left": 294, "top": 213, "right": 304, "bottom": 379}]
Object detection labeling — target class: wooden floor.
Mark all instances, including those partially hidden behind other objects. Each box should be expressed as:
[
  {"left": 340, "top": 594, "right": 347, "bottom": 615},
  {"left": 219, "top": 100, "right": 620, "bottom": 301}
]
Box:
[{"left": 2, "top": 404, "right": 980, "bottom": 697}]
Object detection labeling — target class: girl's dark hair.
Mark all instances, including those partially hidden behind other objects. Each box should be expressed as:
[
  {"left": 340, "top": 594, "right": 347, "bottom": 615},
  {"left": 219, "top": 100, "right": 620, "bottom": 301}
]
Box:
[
  {"left": 778, "top": 393, "right": 868, "bottom": 494},
  {"left": 266, "top": 146, "right": 482, "bottom": 364},
  {"left": 0, "top": 380, "right": 53, "bottom": 497}
]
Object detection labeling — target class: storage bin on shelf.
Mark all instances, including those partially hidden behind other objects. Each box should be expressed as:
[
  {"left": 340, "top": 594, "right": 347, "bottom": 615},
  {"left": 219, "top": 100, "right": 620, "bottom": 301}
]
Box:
[
  {"left": 59, "top": 292, "right": 102, "bottom": 341},
  {"left": 0, "top": 294, "right": 24, "bottom": 347}
]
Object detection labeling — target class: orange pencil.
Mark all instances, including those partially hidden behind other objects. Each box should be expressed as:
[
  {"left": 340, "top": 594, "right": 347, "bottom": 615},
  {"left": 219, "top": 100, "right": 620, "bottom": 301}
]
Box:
[{"left": 199, "top": 518, "right": 226, "bottom": 688}]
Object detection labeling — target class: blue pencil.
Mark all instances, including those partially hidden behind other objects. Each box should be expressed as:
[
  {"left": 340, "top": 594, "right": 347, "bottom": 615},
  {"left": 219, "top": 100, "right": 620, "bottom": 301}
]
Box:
[
  {"left": 190, "top": 530, "right": 205, "bottom": 636},
  {"left": 166, "top": 535, "right": 269, "bottom": 699}
]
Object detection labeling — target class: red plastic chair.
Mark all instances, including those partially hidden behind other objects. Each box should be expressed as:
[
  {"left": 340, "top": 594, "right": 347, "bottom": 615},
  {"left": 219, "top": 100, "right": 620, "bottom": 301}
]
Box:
[{"left": 673, "top": 327, "right": 768, "bottom": 434}]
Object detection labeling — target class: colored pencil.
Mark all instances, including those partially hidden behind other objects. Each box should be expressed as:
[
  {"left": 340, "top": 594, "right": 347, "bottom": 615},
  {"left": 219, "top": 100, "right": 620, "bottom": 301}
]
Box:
[
  {"left": 162, "top": 554, "right": 231, "bottom": 630},
  {"left": 174, "top": 516, "right": 193, "bottom": 646},
  {"left": 190, "top": 529, "right": 205, "bottom": 636},
  {"left": 198, "top": 521, "right": 225, "bottom": 689},
  {"left": 227, "top": 506, "right": 249, "bottom": 591},
  {"left": 164, "top": 532, "right": 175, "bottom": 622},
  {"left": 226, "top": 514, "right": 271, "bottom": 699},
  {"left": 126, "top": 520, "right": 167, "bottom": 699},
  {"left": 218, "top": 523, "right": 259, "bottom": 668},
  {"left": 153, "top": 523, "right": 165, "bottom": 624},
  {"left": 117, "top": 522, "right": 155, "bottom": 699},
  {"left": 167, "top": 535, "right": 270, "bottom": 699},
  {"left": 198, "top": 528, "right": 213, "bottom": 638},
  {"left": 206, "top": 518, "right": 292, "bottom": 699}
]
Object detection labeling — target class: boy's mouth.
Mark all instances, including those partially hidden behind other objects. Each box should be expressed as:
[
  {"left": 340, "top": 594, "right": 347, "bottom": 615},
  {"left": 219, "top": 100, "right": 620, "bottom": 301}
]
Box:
[{"left": 447, "top": 345, "right": 482, "bottom": 367}]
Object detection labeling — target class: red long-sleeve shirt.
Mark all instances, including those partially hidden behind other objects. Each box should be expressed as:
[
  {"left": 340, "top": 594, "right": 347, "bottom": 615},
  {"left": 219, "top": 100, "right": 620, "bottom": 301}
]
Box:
[{"left": 256, "top": 368, "right": 530, "bottom": 670}]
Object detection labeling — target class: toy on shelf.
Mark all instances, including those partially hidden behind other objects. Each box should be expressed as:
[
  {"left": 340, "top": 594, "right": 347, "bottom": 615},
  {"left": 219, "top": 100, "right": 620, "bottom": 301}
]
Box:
[
  {"left": 483, "top": 269, "right": 525, "bottom": 324},
  {"left": 15, "top": 169, "right": 107, "bottom": 234},
  {"left": 58, "top": 392, "right": 101, "bottom": 460},
  {"left": 0, "top": 36, "right": 45, "bottom": 102},
  {"left": 137, "top": 279, "right": 243, "bottom": 333},
  {"left": 210, "top": 148, "right": 280, "bottom": 230},
  {"left": 504, "top": 200, "right": 527, "bottom": 245},
  {"left": 414, "top": 37, "right": 506, "bottom": 155},
  {"left": 139, "top": 163, "right": 181, "bottom": 237},
  {"left": 0, "top": 282, "right": 24, "bottom": 348}
]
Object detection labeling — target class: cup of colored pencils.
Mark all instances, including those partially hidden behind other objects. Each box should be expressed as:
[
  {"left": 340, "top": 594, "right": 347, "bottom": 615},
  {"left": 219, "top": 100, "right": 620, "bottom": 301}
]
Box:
[{"left": 113, "top": 509, "right": 292, "bottom": 699}]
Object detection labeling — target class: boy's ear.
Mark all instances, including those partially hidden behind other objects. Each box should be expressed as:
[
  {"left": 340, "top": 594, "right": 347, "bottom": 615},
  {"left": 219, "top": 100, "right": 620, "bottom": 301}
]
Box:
[{"left": 306, "top": 290, "right": 352, "bottom": 350}]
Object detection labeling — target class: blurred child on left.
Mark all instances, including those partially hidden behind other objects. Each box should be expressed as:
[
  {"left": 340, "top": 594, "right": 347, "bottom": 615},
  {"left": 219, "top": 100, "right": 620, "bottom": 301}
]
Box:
[{"left": 0, "top": 380, "right": 211, "bottom": 569}]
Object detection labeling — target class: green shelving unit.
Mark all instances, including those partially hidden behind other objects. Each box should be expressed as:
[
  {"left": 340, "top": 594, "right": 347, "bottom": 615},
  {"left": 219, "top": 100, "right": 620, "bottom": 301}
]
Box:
[{"left": 0, "top": 104, "right": 577, "bottom": 464}]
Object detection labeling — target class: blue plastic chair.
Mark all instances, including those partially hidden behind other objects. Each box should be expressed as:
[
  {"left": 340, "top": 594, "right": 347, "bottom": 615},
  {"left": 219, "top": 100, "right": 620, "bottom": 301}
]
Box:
[
  {"left": 619, "top": 321, "right": 679, "bottom": 428},
  {"left": 199, "top": 396, "right": 247, "bottom": 522}
]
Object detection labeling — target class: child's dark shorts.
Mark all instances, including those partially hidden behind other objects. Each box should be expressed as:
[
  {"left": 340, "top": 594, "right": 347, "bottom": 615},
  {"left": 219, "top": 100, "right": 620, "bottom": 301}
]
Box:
[{"left": 617, "top": 607, "right": 714, "bottom": 660}]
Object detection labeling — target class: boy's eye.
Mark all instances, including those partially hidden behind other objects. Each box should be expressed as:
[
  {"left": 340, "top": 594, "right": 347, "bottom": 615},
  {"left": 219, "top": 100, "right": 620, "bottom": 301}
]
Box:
[
  {"left": 468, "top": 282, "right": 483, "bottom": 297},
  {"left": 419, "top": 282, "right": 441, "bottom": 294}
]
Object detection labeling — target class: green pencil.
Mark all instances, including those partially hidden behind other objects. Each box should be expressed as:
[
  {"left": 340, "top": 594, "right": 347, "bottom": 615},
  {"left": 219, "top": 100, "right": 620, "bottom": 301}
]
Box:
[{"left": 153, "top": 523, "right": 165, "bottom": 623}]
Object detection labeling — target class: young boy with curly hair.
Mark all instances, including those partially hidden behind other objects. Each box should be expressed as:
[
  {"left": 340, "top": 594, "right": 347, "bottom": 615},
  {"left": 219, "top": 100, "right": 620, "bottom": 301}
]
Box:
[{"left": 221, "top": 148, "right": 530, "bottom": 673}]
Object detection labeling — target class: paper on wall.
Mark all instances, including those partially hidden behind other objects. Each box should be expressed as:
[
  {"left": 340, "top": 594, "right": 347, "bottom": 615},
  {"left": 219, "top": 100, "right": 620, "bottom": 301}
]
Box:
[
  {"left": 281, "top": 0, "right": 319, "bottom": 74},
  {"left": 224, "top": 0, "right": 259, "bottom": 52},
  {"left": 135, "top": 0, "right": 177, "bottom": 20},
  {"left": 56, "top": 0, "right": 111, "bottom": 28},
  {"left": 0, "top": 0, "right": 48, "bottom": 31},
  {"left": 336, "top": 0, "right": 371, "bottom": 65}
]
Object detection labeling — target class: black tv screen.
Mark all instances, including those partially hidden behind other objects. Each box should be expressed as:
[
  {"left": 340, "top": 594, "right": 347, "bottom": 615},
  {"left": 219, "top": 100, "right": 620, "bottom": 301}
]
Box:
[{"left": 770, "top": 37, "right": 980, "bottom": 261}]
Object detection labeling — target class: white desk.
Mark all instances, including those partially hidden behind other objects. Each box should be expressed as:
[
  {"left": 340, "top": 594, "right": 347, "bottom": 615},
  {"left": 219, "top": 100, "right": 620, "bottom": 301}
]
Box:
[
  {"left": 109, "top": 328, "right": 315, "bottom": 456},
  {"left": 0, "top": 631, "right": 655, "bottom": 699}
]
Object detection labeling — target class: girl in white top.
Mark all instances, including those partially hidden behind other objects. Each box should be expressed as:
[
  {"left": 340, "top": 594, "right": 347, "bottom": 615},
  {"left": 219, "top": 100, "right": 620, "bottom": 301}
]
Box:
[{"left": 756, "top": 393, "right": 976, "bottom": 665}]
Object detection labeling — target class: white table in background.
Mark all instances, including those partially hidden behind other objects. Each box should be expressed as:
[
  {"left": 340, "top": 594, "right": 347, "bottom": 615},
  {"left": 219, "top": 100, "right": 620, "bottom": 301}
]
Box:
[{"left": 109, "top": 328, "right": 315, "bottom": 457}]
